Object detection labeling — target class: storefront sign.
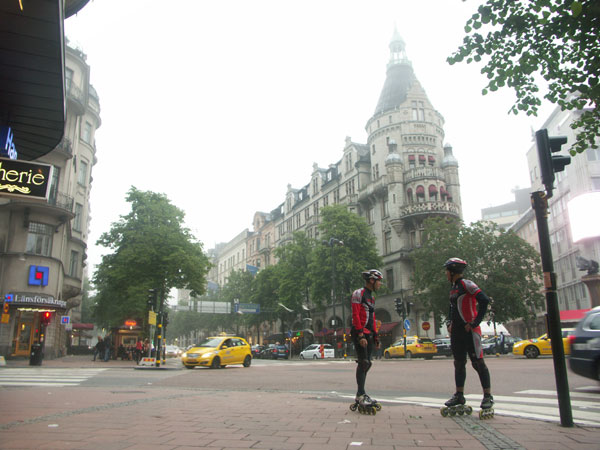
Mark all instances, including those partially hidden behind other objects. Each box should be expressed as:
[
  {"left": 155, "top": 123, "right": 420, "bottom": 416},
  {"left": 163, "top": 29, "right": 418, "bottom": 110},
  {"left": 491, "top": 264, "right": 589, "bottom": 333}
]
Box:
[
  {"left": 9, "top": 292, "right": 66, "bottom": 309},
  {"left": 0, "top": 126, "right": 18, "bottom": 159},
  {"left": 0, "top": 157, "right": 53, "bottom": 200},
  {"left": 124, "top": 319, "right": 137, "bottom": 327},
  {"left": 28, "top": 265, "right": 49, "bottom": 286}
]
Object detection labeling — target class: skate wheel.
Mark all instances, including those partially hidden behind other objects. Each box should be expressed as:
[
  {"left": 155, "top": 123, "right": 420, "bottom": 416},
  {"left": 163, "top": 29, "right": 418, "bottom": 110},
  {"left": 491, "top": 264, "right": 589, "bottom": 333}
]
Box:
[
  {"left": 371, "top": 407, "right": 377, "bottom": 415},
  {"left": 465, "top": 406, "right": 473, "bottom": 415},
  {"left": 350, "top": 403, "right": 357, "bottom": 411},
  {"left": 458, "top": 409, "right": 464, "bottom": 415},
  {"left": 375, "top": 403, "right": 382, "bottom": 411},
  {"left": 440, "top": 407, "right": 449, "bottom": 417}
]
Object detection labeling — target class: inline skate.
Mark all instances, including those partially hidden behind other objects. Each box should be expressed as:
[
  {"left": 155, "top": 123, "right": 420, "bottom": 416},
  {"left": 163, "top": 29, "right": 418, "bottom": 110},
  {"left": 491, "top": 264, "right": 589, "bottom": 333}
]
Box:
[
  {"left": 479, "top": 394, "right": 494, "bottom": 419},
  {"left": 349, "top": 394, "right": 382, "bottom": 415},
  {"left": 440, "top": 392, "right": 473, "bottom": 417}
]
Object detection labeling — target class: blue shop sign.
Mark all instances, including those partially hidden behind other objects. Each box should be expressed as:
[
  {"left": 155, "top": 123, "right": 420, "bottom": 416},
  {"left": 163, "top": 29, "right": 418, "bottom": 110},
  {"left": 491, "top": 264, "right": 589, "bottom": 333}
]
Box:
[{"left": 0, "top": 126, "right": 18, "bottom": 160}]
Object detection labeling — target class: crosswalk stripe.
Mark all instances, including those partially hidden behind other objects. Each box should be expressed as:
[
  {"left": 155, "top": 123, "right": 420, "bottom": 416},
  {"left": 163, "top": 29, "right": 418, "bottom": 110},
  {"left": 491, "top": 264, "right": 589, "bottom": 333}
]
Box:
[
  {"left": 0, "top": 368, "right": 106, "bottom": 387},
  {"left": 514, "top": 389, "right": 600, "bottom": 399},
  {"left": 463, "top": 393, "right": 600, "bottom": 409}
]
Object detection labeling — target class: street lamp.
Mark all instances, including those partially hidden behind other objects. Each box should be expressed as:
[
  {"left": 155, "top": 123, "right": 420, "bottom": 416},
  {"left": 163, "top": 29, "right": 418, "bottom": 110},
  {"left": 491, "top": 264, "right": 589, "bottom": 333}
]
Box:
[{"left": 323, "top": 238, "right": 344, "bottom": 357}]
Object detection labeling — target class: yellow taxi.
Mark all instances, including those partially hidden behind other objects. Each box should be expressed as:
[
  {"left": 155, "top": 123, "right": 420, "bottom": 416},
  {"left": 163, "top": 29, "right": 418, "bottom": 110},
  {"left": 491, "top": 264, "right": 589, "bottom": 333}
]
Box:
[
  {"left": 383, "top": 336, "right": 437, "bottom": 359},
  {"left": 181, "top": 336, "right": 252, "bottom": 369},
  {"left": 512, "top": 329, "right": 574, "bottom": 359}
]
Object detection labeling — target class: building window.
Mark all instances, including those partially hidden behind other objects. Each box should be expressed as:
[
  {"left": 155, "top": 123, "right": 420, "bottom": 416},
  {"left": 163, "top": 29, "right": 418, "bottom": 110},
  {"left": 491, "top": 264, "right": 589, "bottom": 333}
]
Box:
[
  {"left": 386, "top": 268, "right": 394, "bottom": 291},
  {"left": 305, "top": 208, "right": 310, "bottom": 220},
  {"left": 69, "top": 250, "right": 79, "bottom": 277},
  {"left": 333, "top": 188, "right": 340, "bottom": 204},
  {"left": 323, "top": 194, "right": 329, "bottom": 207},
  {"left": 65, "top": 67, "right": 73, "bottom": 91},
  {"left": 372, "top": 144, "right": 376, "bottom": 155},
  {"left": 367, "top": 207, "right": 374, "bottom": 224},
  {"left": 407, "top": 188, "right": 413, "bottom": 204},
  {"left": 81, "top": 121, "right": 93, "bottom": 144},
  {"left": 346, "top": 153, "right": 353, "bottom": 172},
  {"left": 73, "top": 203, "right": 83, "bottom": 231},
  {"left": 78, "top": 159, "right": 88, "bottom": 186},
  {"left": 313, "top": 201, "right": 319, "bottom": 216},
  {"left": 382, "top": 196, "right": 389, "bottom": 217},
  {"left": 313, "top": 178, "right": 318, "bottom": 194},
  {"left": 384, "top": 231, "right": 392, "bottom": 254},
  {"left": 26, "top": 222, "right": 53, "bottom": 256}
]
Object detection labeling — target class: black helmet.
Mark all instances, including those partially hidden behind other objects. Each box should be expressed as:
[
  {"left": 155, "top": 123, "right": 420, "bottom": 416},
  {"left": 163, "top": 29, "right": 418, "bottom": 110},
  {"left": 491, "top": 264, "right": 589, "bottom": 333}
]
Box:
[
  {"left": 444, "top": 257, "right": 467, "bottom": 274},
  {"left": 362, "top": 269, "right": 383, "bottom": 281}
]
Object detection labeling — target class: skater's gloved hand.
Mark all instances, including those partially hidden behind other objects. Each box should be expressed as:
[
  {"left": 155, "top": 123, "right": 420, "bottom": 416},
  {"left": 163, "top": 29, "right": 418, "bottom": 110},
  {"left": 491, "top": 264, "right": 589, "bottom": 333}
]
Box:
[{"left": 464, "top": 322, "right": 473, "bottom": 332}]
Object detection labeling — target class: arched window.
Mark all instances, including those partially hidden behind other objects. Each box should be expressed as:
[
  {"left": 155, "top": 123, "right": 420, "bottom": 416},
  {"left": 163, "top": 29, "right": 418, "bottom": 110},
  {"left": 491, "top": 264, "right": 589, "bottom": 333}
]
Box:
[
  {"left": 407, "top": 188, "right": 413, "bottom": 204},
  {"left": 416, "top": 185, "right": 425, "bottom": 202},
  {"left": 440, "top": 186, "right": 448, "bottom": 200},
  {"left": 429, "top": 184, "right": 438, "bottom": 201}
]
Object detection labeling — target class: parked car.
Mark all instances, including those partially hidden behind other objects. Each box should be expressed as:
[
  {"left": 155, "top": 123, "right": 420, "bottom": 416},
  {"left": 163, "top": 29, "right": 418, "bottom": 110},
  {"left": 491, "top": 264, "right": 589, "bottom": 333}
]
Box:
[
  {"left": 181, "top": 336, "right": 252, "bottom": 369},
  {"left": 384, "top": 336, "right": 437, "bottom": 359},
  {"left": 165, "top": 345, "right": 182, "bottom": 357},
  {"left": 251, "top": 345, "right": 264, "bottom": 357},
  {"left": 569, "top": 307, "right": 600, "bottom": 381},
  {"left": 512, "top": 329, "right": 574, "bottom": 359},
  {"left": 265, "top": 344, "right": 289, "bottom": 360},
  {"left": 433, "top": 338, "right": 452, "bottom": 357},
  {"left": 482, "top": 337, "right": 499, "bottom": 355},
  {"left": 299, "top": 344, "right": 334, "bottom": 359}
]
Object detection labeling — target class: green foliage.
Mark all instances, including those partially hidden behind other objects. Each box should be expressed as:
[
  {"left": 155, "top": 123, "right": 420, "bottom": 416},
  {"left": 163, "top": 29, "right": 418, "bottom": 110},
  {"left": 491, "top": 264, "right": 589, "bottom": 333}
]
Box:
[
  {"left": 449, "top": 0, "right": 600, "bottom": 155},
  {"left": 311, "top": 205, "right": 383, "bottom": 305},
  {"left": 411, "top": 218, "right": 544, "bottom": 325},
  {"left": 274, "top": 232, "right": 315, "bottom": 312},
  {"left": 92, "top": 187, "right": 211, "bottom": 328}
]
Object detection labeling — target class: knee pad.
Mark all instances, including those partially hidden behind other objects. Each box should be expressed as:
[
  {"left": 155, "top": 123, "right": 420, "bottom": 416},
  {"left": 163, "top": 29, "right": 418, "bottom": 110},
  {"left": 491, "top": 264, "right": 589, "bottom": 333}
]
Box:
[{"left": 358, "top": 359, "right": 371, "bottom": 372}]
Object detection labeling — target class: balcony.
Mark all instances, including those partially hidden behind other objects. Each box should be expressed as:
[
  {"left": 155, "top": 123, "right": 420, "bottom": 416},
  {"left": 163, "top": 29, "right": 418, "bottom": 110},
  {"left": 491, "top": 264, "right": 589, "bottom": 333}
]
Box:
[
  {"left": 54, "top": 137, "right": 73, "bottom": 159},
  {"left": 399, "top": 201, "right": 460, "bottom": 220},
  {"left": 66, "top": 82, "right": 85, "bottom": 115},
  {"left": 358, "top": 175, "right": 388, "bottom": 204},
  {"left": 404, "top": 166, "right": 444, "bottom": 183}
]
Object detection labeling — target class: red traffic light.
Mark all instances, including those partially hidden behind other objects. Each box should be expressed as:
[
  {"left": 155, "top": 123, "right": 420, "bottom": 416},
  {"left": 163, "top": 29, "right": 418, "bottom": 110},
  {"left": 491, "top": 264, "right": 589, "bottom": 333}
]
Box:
[{"left": 41, "top": 311, "right": 52, "bottom": 325}]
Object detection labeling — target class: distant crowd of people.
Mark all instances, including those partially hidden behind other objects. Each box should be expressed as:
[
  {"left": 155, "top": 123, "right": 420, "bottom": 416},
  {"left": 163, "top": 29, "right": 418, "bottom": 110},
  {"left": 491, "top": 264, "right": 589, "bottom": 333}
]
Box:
[{"left": 93, "top": 336, "right": 150, "bottom": 364}]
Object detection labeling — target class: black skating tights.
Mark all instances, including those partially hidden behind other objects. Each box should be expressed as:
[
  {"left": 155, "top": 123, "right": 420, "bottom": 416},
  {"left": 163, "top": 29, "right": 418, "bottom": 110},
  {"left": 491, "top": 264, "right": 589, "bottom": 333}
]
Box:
[
  {"left": 454, "top": 356, "right": 491, "bottom": 390},
  {"left": 356, "top": 359, "right": 372, "bottom": 396}
]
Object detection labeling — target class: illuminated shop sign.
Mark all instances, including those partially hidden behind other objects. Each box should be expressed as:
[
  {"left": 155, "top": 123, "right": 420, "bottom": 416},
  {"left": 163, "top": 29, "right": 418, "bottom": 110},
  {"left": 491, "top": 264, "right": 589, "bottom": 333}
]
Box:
[
  {"left": 28, "top": 265, "right": 49, "bottom": 286},
  {"left": 0, "top": 126, "right": 18, "bottom": 159},
  {"left": 9, "top": 293, "right": 67, "bottom": 309},
  {"left": 0, "top": 157, "right": 53, "bottom": 200}
]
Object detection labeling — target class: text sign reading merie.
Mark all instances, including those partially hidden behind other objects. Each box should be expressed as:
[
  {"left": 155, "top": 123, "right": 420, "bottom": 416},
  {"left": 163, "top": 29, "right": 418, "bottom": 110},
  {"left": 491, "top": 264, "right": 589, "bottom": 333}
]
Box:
[{"left": 0, "top": 157, "right": 53, "bottom": 200}]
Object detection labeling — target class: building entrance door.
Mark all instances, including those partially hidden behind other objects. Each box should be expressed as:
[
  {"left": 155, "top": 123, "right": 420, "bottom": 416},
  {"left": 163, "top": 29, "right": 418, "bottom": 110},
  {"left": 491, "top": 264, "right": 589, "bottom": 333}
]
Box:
[{"left": 13, "top": 312, "right": 35, "bottom": 357}]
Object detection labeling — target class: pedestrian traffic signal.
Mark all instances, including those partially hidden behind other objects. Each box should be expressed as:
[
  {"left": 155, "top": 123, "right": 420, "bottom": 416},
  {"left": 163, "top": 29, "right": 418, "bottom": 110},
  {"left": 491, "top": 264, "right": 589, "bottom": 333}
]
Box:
[
  {"left": 405, "top": 301, "right": 414, "bottom": 316},
  {"left": 536, "top": 128, "right": 571, "bottom": 198},
  {"left": 162, "top": 311, "right": 169, "bottom": 326},
  {"left": 2, "top": 302, "right": 8, "bottom": 314},
  {"left": 40, "top": 311, "right": 52, "bottom": 325}
]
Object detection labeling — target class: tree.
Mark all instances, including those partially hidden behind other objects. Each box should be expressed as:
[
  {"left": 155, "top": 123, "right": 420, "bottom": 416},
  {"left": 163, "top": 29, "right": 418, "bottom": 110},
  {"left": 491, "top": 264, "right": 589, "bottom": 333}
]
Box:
[
  {"left": 311, "top": 205, "right": 383, "bottom": 310},
  {"left": 411, "top": 218, "right": 544, "bottom": 330},
  {"left": 92, "top": 187, "right": 211, "bottom": 328},
  {"left": 449, "top": 0, "right": 600, "bottom": 155}
]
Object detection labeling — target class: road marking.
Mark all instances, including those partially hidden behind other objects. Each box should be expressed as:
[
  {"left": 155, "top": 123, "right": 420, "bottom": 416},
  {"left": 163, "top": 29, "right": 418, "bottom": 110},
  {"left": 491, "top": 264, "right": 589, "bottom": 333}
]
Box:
[
  {"left": 515, "top": 389, "right": 600, "bottom": 399},
  {"left": 0, "top": 368, "right": 106, "bottom": 387}
]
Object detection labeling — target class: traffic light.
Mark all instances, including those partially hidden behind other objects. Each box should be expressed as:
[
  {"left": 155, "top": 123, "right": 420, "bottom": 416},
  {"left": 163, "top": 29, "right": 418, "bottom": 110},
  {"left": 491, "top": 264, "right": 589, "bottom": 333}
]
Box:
[
  {"left": 405, "top": 301, "right": 413, "bottom": 316},
  {"left": 40, "top": 311, "right": 52, "bottom": 325},
  {"left": 162, "top": 311, "right": 169, "bottom": 326},
  {"left": 2, "top": 301, "right": 8, "bottom": 314},
  {"left": 536, "top": 128, "right": 571, "bottom": 198},
  {"left": 394, "top": 298, "right": 403, "bottom": 315},
  {"left": 147, "top": 289, "right": 157, "bottom": 310}
]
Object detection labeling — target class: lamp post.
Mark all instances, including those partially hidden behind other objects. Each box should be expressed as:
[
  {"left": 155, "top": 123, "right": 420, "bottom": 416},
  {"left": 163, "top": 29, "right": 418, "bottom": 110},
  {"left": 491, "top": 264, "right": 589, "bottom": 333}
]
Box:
[{"left": 323, "top": 238, "right": 344, "bottom": 357}]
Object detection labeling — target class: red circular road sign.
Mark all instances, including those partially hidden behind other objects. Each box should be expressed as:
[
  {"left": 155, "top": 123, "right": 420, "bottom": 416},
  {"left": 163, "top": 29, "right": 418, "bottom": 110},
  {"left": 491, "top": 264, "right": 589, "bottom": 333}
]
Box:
[{"left": 422, "top": 321, "right": 431, "bottom": 331}]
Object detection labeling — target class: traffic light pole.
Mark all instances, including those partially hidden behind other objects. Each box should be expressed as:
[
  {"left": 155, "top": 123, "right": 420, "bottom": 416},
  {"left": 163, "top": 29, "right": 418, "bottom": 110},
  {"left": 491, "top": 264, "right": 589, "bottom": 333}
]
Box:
[{"left": 531, "top": 191, "right": 573, "bottom": 427}]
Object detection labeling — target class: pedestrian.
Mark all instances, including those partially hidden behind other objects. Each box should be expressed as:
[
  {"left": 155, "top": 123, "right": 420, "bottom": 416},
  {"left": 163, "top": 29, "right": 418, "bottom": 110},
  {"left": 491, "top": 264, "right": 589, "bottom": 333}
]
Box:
[
  {"left": 135, "top": 339, "right": 143, "bottom": 364},
  {"left": 350, "top": 269, "right": 383, "bottom": 412},
  {"left": 103, "top": 335, "right": 112, "bottom": 362},
  {"left": 443, "top": 258, "right": 494, "bottom": 413},
  {"left": 92, "top": 336, "right": 104, "bottom": 361},
  {"left": 499, "top": 332, "right": 506, "bottom": 355}
]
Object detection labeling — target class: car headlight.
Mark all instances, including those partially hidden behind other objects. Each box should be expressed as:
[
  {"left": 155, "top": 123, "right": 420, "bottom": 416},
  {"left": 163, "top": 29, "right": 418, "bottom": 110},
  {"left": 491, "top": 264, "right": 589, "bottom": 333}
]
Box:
[
  {"left": 200, "top": 352, "right": 214, "bottom": 359},
  {"left": 182, "top": 352, "right": 187, "bottom": 358}
]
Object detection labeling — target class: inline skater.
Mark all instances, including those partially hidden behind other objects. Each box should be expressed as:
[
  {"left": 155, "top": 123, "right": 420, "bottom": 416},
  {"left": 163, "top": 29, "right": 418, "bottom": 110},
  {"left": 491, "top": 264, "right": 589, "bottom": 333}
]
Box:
[
  {"left": 349, "top": 269, "right": 383, "bottom": 414},
  {"left": 442, "top": 258, "right": 495, "bottom": 419}
]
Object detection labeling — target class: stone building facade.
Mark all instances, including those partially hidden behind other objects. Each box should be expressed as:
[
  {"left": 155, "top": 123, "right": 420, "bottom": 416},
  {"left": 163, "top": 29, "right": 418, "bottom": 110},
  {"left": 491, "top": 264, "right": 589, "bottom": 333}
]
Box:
[
  {"left": 203, "top": 29, "right": 463, "bottom": 344},
  {"left": 0, "top": 44, "right": 101, "bottom": 359}
]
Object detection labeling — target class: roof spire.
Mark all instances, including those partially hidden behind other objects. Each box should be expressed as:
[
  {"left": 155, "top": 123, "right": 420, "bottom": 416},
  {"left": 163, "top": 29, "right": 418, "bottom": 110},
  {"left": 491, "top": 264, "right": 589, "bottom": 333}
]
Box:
[{"left": 388, "top": 24, "right": 411, "bottom": 69}]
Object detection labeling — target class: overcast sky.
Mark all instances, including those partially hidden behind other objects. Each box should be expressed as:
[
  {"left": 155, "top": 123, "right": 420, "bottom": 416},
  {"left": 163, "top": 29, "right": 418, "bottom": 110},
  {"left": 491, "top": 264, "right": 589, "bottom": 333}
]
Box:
[{"left": 65, "top": 0, "right": 556, "bottom": 273}]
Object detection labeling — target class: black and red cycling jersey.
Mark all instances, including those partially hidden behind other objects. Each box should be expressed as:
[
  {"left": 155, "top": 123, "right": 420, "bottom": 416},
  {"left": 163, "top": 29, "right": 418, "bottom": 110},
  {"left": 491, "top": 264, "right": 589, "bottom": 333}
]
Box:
[
  {"left": 351, "top": 287, "right": 377, "bottom": 340},
  {"left": 448, "top": 278, "right": 490, "bottom": 329}
]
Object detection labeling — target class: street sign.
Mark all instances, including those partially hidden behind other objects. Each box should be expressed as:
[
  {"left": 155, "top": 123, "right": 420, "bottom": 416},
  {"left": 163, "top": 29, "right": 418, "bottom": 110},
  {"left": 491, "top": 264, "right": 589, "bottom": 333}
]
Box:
[
  {"left": 422, "top": 321, "right": 430, "bottom": 331},
  {"left": 60, "top": 315, "right": 70, "bottom": 324},
  {"left": 404, "top": 319, "right": 411, "bottom": 331},
  {"left": 148, "top": 311, "right": 157, "bottom": 325}
]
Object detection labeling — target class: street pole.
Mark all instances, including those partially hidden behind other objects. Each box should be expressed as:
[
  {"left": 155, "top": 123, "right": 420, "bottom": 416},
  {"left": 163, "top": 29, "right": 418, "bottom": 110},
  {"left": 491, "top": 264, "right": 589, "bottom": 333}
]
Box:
[{"left": 531, "top": 191, "right": 573, "bottom": 427}]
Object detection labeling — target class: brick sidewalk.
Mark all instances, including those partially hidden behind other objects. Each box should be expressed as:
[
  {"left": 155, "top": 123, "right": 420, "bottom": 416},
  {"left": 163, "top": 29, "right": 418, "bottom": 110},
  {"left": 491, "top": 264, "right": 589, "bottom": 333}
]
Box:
[{"left": 1, "top": 355, "right": 599, "bottom": 449}]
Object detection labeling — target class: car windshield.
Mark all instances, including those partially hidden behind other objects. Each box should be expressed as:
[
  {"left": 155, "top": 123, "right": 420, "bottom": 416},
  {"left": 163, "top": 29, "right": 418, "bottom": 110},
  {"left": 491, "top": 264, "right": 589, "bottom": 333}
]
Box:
[
  {"left": 195, "top": 337, "right": 223, "bottom": 348},
  {"left": 418, "top": 338, "right": 433, "bottom": 344}
]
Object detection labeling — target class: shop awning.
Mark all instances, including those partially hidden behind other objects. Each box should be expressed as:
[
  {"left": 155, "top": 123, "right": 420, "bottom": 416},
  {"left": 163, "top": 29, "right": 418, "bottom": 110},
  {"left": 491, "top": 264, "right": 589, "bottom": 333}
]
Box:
[
  {"left": 416, "top": 185, "right": 425, "bottom": 196},
  {"left": 560, "top": 309, "right": 591, "bottom": 322},
  {"left": 428, "top": 155, "right": 435, "bottom": 162},
  {"left": 408, "top": 154, "right": 415, "bottom": 161},
  {"left": 418, "top": 155, "right": 426, "bottom": 161},
  {"left": 378, "top": 322, "right": 399, "bottom": 334},
  {"left": 72, "top": 323, "right": 94, "bottom": 330},
  {"left": 429, "top": 185, "right": 438, "bottom": 194}
]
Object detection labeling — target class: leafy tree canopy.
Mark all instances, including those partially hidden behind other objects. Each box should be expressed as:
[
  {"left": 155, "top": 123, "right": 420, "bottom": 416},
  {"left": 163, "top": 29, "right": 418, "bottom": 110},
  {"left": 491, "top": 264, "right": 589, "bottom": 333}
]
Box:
[
  {"left": 449, "top": 0, "right": 600, "bottom": 154},
  {"left": 311, "top": 205, "right": 383, "bottom": 307},
  {"left": 92, "top": 187, "right": 211, "bottom": 328},
  {"left": 411, "top": 218, "right": 544, "bottom": 326}
]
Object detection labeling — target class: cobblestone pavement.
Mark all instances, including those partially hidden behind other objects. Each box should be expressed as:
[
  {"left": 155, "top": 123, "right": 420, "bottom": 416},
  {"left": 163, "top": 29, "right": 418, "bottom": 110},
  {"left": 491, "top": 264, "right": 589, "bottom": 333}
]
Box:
[{"left": 1, "top": 355, "right": 598, "bottom": 449}]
